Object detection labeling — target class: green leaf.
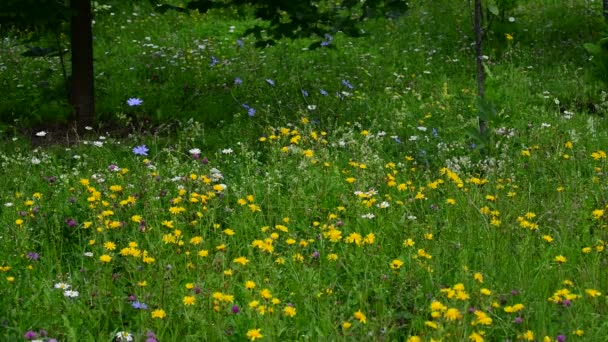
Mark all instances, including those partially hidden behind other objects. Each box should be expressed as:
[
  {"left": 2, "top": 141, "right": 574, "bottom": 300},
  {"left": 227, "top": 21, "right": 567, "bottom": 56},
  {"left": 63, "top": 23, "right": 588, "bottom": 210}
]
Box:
[{"left": 487, "top": 0, "right": 499, "bottom": 16}]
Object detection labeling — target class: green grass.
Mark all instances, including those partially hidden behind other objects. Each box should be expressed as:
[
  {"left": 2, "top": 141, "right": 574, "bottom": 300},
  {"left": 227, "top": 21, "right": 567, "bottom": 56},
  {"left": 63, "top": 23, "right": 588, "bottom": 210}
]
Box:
[{"left": 1, "top": 0, "right": 608, "bottom": 341}]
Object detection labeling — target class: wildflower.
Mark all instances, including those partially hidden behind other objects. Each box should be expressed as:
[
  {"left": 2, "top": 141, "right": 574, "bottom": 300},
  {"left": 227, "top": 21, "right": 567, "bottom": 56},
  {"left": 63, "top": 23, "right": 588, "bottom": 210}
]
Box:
[
  {"left": 284, "top": 306, "right": 296, "bottom": 317},
  {"left": 505, "top": 33, "right": 513, "bottom": 41},
  {"left": 342, "top": 322, "right": 352, "bottom": 329},
  {"left": 554, "top": 255, "right": 567, "bottom": 264},
  {"left": 342, "top": 79, "right": 354, "bottom": 89},
  {"left": 246, "top": 329, "right": 263, "bottom": 341},
  {"left": 585, "top": 289, "right": 601, "bottom": 297},
  {"left": 469, "top": 331, "right": 485, "bottom": 342},
  {"left": 473, "top": 272, "right": 484, "bottom": 283},
  {"left": 132, "top": 301, "right": 148, "bottom": 310},
  {"left": 24, "top": 331, "right": 37, "bottom": 340},
  {"left": 54, "top": 282, "right": 71, "bottom": 290},
  {"left": 132, "top": 145, "right": 149, "bottom": 156},
  {"left": 266, "top": 79, "right": 275, "bottom": 86},
  {"left": 63, "top": 290, "right": 79, "bottom": 298},
  {"left": 353, "top": 310, "right": 367, "bottom": 323},
  {"left": 127, "top": 98, "right": 143, "bottom": 106},
  {"left": 233, "top": 257, "right": 250, "bottom": 265},
  {"left": 183, "top": 296, "right": 196, "bottom": 306},
  {"left": 99, "top": 255, "right": 112, "bottom": 263},
  {"left": 115, "top": 331, "right": 134, "bottom": 341},
  {"left": 231, "top": 305, "right": 240, "bottom": 314},
  {"left": 390, "top": 259, "right": 404, "bottom": 270},
  {"left": 445, "top": 308, "right": 462, "bottom": 321},
  {"left": 26, "top": 252, "right": 40, "bottom": 261},
  {"left": 245, "top": 281, "right": 256, "bottom": 290},
  {"left": 151, "top": 309, "right": 166, "bottom": 319}
]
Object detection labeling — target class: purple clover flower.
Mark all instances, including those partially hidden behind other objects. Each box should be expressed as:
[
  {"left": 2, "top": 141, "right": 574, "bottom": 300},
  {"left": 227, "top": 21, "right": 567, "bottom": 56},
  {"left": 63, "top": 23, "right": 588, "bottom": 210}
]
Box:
[
  {"left": 65, "top": 218, "right": 77, "bottom": 228},
  {"left": 127, "top": 98, "right": 143, "bottom": 106},
  {"left": 231, "top": 305, "right": 240, "bottom": 314},
  {"left": 132, "top": 145, "right": 149, "bottom": 156},
  {"left": 556, "top": 335, "right": 566, "bottom": 342},
  {"left": 24, "top": 331, "right": 37, "bottom": 340}
]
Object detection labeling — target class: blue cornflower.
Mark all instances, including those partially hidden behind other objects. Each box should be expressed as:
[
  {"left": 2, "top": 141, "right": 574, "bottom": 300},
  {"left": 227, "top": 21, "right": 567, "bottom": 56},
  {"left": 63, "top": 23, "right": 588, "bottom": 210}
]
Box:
[
  {"left": 321, "top": 33, "right": 333, "bottom": 46},
  {"left": 266, "top": 78, "right": 275, "bottom": 86},
  {"left": 127, "top": 98, "right": 143, "bottom": 106},
  {"left": 319, "top": 89, "right": 328, "bottom": 96},
  {"left": 301, "top": 89, "right": 309, "bottom": 97},
  {"left": 432, "top": 128, "right": 439, "bottom": 137},
  {"left": 234, "top": 77, "right": 243, "bottom": 85},
  {"left": 132, "top": 301, "right": 149, "bottom": 310},
  {"left": 210, "top": 55, "right": 218, "bottom": 67},
  {"left": 341, "top": 79, "right": 354, "bottom": 89},
  {"left": 132, "top": 145, "right": 149, "bottom": 156},
  {"left": 242, "top": 103, "right": 250, "bottom": 109},
  {"left": 236, "top": 39, "right": 244, "bottom": 47},
  {"left": 248, "top": 107, "right": 256, "bottom": 117}
]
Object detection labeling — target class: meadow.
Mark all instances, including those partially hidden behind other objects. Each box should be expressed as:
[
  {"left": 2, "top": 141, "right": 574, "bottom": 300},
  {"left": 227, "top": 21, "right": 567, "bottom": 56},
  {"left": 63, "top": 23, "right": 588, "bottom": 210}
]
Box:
[{"left": 1, "top": 0, "right": 608, "bottom": 341}]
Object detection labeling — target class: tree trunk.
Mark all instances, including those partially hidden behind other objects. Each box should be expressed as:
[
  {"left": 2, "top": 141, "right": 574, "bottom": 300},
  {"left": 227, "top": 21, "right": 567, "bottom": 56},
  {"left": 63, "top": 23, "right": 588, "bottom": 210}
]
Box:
[
  {"left": 70, "top": 0, "right": 94, "bottom": 129},
  {"left": 474, "top": 0, "right": 486, "bottom": 136}
]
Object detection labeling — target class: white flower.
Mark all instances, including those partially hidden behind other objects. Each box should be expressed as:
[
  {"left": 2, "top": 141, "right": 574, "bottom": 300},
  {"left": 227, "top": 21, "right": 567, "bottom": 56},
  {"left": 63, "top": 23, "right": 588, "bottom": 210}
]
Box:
[
  {"left": 377, "top": 201, "right": 390, "bottom": 208},
  {"left": 376, "top": 131, "right": 386, "bottom": 137},
  {"left": 221, "top": 148, "right": 233, "bottom": 154},
  {"left": 35, "top": 131, "right": 47, "bottom": 137},
  {"left": 93, "top": 141, "right": 104, "bottom": 147},
  {"left": 64, "top": 290, "right": 79, "bottom": 298},
  {"left": 4, "top": 202, "right": 13, "bottom": 207},
  {"left": 508, "top": 16, "right": 515, "bottom": 22},
  {"left": 307, "top": 105, "right": 317, "bottom": 111},
  {"left": 31, "top": 157, "right": 41, "bottom": 165},
  {"left": 407, "top": 215, "right": 417, "bottom": 221},
  {"left": 408, "top": 136, "right": 418, "bottom": 142},
  {"left": 417, "top": 126, "right": 427, "bottom": 132},
  {"left": 189, "top": 148, "right": 201, "bottom": 155},
  {"left": 54, "top": 282, "right": 71, "bottom": 290},
  {"left": 541, "top": 123, "right": 551, "bottom": 128},
  {"left": 83, "top": 252, "right": 94, "bottom": 257},
  {"left": 361, "top": 213, "right": 375, "bottom": 219},
  {"left": 115, "top": 331, "right": 134, "bottom": 342},
  {"left": 85, "top": 126, "right": 93, "bottom": 131}
]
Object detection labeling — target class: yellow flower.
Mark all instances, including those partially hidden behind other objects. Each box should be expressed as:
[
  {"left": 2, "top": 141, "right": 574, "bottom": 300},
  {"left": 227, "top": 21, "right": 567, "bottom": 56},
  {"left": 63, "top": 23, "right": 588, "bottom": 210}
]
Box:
[
  {"left": 233, "top": 257, "right": 250, "bottom": 265},
  {"left": 390, "top": 259, "right": 404, "bottom": 270},
  {"left": 245, "top": 281, "right": 256, "bottom": 290},
  {"left": 573, "top": 329, "right": 584, "bottom": 336},
  {"left": 473, "top": 272, "right": 484, "bottom": 283},
  {"left": 103, "top": 242, "right": 116, "bottom": 251},
  {"left": 260, "top": 288, "right": 272, "bottom": 300},
  {"left": 283, "top": 306, "right": 296, "bottom": 317},
  {"left": 246, "top": 329, "right": 263, "bottom": 341},
  {"left": 505, "top": 33, "right": 513, "bottom": 41},
  {"left": 342, "top": 322, "right": 352, "bottom": 330},
  {"left": 585, "top": 289, "right": 602, "bottom": 297},
  {"left": 353, "top": 310, "right": 367, "bottom": 323},
  {"left": 99, "top": 255, "right": 112, "bottom": 263},
  {"left": 480, "top": 288, "right": 492, "bottom": 296},
  {"left": 592, "top": 209, "right": 604, "bottom": 219},
  {"left": 183, "top": 296, "right": 196, "bottom": 306},
  {"left": 469, "top": 331, "right": 485, "bottom": 342},
  {"left": 151, "top": 309, "right": 166, "bottom": 319},
  {"left": 444, "top": 308, "right": 462, "bottom": 321},
  {"left": 554, "top": 255, "right": 567, "bottom": 264},
  {"left": 15, "top": 219, "right": 24, "bottom": 226}
]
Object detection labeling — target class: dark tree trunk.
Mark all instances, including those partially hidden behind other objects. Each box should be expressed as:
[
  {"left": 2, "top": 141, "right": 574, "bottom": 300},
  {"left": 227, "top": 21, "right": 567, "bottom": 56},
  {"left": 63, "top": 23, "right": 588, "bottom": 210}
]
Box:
[
  {"left": 474, "top": 0, "right": 486, "bottom": 136},
  {"left": 70, "top": 0, "right": 94, "bottom": 129},
  {"left": 604, "top": 0, "right": 608, "bottom": 21}
]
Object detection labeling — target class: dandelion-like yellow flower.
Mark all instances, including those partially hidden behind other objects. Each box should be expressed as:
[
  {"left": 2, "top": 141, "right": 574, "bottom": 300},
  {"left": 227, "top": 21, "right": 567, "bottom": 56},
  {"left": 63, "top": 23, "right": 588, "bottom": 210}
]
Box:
[
  {"left": 183, "top": 296, "right": 196, "bottom": 306},
  {"left": 99, "top": 255, "right": 112, "bottom": 263},
  {"left": 353, "top": 310, "right": 367, "bottom": 323},
  {"left": 151, "top": 309, "right": 166, "bottom": 319},
  {"left": 246, "top": 329, "right": 263, "bottom": 341}
]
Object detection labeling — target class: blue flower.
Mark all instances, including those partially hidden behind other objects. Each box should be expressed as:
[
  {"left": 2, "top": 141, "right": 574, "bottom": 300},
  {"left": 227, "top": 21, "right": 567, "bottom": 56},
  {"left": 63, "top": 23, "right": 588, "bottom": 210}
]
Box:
[
  {"left": 210, "top": 55, "right": 218, "bottom": 67},
  {"left": 266, "top": 78, "right": 275, "bottom": 86},
  {"left": 248, "top": 108, "right": 256, "bottom": 117},
  {"left": 321, "top": 33, "right": 333, "bottom": 46},
  {"left": 132, "top": 145, "right": 149, "bottom": 156},
  {"left": 301, "top": 89, "right": 309, "bottom": 97},
  {"left": 319, "top": 89, "right": 328, "bottom": 96},
  {"left": 341, "top": 79, "right": 354, "bottom": 89},
  {"left": 127, "top": 98, "right": 143, "bottom": 106},
  {"left": 234, "top": 77, "right": 243, "bottom": 85},
  {"left": 132, "top": 301, "right": 149, "bottom": 310},
  {"left": 236, "top": 39, "right": 244, "bottom": 47}
]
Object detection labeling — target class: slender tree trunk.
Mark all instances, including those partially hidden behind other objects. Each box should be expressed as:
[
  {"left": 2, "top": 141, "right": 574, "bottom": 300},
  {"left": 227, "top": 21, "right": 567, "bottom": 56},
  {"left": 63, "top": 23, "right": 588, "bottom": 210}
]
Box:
[
  {"left": 474, "top": 0, "right": 486, "bottom": 136},
  {"left": 70, "top": 0, "right": 94, "bottom": 129},
  {"left": 604, "top": 0, "right": 608, "bottom": 21}
]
